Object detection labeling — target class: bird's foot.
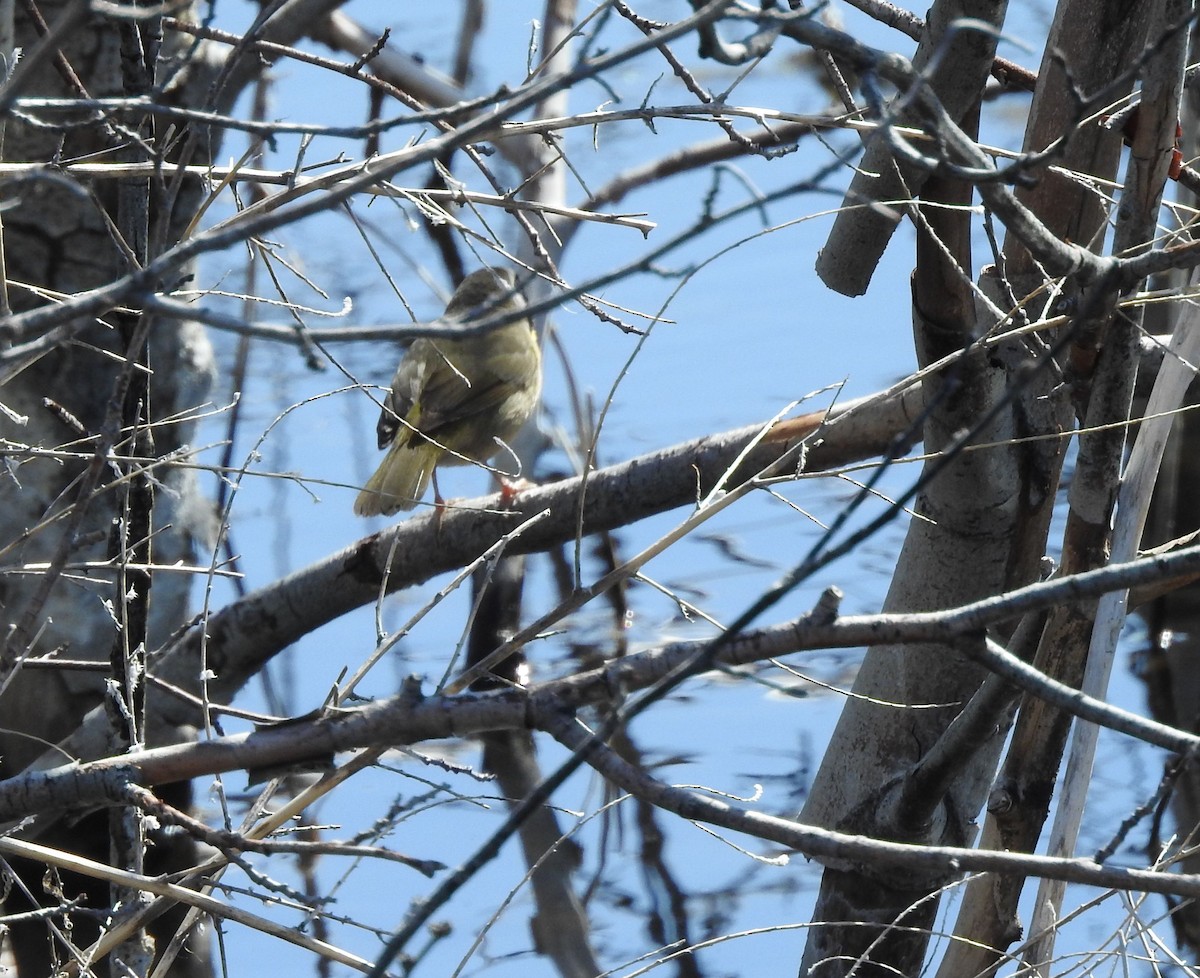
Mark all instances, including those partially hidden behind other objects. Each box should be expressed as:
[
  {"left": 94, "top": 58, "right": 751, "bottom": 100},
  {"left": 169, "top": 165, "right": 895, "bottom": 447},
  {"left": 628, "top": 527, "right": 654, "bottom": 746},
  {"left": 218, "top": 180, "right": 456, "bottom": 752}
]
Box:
[{"left": 498, "top": 477, "right": 536, "bottom": 508}]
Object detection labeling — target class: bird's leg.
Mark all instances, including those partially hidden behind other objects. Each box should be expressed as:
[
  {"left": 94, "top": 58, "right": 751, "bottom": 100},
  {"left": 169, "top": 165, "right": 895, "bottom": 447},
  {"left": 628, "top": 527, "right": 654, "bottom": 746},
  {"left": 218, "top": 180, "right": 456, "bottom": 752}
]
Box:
[
  {"left": 497, "top": 475, "right": 535, "bottom": 508},
  {"left": 432, "top": 469, "right": 445, "bottom": 510},
  {"left": 432, "top": 470, "right": 447, "bottom": 536}
]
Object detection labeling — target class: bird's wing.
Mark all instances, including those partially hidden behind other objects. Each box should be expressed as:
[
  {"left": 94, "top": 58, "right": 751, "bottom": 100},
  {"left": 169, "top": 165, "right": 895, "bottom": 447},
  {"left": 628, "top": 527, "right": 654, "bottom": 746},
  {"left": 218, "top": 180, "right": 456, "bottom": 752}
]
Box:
[
  {"left": 375, "top": 331, "right": 537, "bottom": 449},
  {"left": 415, "top": 336, "right": 537, "bottom": 436},
  {"left": 375, "top": 339, "right": 432, "bottom": 449}
]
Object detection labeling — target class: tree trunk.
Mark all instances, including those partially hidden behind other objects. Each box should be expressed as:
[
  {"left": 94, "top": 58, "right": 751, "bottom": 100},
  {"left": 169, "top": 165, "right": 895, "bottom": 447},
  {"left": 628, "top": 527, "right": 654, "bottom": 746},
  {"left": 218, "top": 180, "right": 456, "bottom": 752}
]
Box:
[{"left": 0, "top": 4, "right": 219, "bottom": 974}]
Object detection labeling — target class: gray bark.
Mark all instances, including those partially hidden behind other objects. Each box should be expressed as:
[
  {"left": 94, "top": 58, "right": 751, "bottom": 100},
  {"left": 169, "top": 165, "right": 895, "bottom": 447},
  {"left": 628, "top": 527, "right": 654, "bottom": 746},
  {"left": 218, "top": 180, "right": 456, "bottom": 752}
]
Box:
[{"left": 0, "top": 5, "right": 223, "bottom": 974}]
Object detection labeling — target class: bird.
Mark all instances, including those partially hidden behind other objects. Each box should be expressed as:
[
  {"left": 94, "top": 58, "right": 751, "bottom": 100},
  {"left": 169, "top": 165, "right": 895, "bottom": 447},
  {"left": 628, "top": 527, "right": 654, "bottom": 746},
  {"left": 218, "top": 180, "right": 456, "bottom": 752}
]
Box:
[{"left": 354, "top": 267, "right": 542, "bottom": 517}]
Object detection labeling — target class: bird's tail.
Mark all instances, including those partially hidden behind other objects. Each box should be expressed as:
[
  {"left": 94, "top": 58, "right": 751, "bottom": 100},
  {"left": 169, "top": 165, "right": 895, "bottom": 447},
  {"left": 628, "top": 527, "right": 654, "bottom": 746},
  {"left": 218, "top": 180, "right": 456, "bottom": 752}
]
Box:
[{"left": 353, "top": 440, "right": 439, "bottom": 516}]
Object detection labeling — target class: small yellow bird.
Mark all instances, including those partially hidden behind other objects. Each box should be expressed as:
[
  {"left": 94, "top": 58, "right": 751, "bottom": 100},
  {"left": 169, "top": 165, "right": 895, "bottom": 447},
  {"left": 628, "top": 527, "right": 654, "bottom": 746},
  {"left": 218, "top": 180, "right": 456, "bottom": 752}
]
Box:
[{"left": 354, "top": 267, "right": 542, "bottom": 516}]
